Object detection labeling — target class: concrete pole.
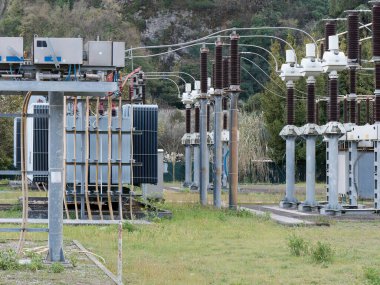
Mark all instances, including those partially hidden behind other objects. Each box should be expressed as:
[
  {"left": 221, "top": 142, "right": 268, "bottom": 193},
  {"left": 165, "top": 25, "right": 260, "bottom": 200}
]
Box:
[
  {"left": 285, "top": 136, "right": 296, "bottom": 203},
  {"left": 48, "top": 91, "right": 65, "bottom": 262},
  {"left": 199, "top": 98, "right": 208, "bottom": 205},
  {"left": 193, "top": 146, "right": 200, "bottom": 189},
  {"left": 326, "top": 135, "right": 339, "bottom": 209},
  {"left": 213, "top": 95, "right": 222, "bottom": 208},
  {"left": 229, "top": 93, "right": 239, "bottom": 208},
  {"left": 305, "top": 136, "right": 317, "bottom": 206},
  {"left": 184, "top": 146, "right": 192, "bottom": 187}
]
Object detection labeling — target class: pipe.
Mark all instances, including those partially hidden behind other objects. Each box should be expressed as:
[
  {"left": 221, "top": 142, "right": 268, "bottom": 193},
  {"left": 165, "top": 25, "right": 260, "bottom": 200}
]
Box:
[
  {"left": 213, "top": 39, "right": 223, "bottom": 208},
  {"left": 199, "top": 46, "right": 209, "bottom": 205},
  {"left": 184, "top": 105, "right": 192, "bottom": 187},
  {"left": 229, "top": 32, "right": 240, "bottom": 209},
  {"left": 48, "top": 91, "right": 65, "bottom": 262}
]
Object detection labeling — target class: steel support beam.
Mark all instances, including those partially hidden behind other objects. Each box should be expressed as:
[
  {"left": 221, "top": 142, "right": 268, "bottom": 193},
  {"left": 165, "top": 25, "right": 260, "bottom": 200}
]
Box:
[
  {"left": 184, "top": 145, "right": 192, "bottom": 187},
  {"left": 213, "top": 95, "right": 222, "bottom": 208},
  {"left": 192, "top": 145, "right": 200, "bottom": 190},
  {"left": 229, "top": 93, "right": 239, "bottom": 209},
  {"left": 199, "top": 98, "right": 208, "bottom": 205},
  {"left": 47, "top": 91, "right": 65, "bottom": 262}
]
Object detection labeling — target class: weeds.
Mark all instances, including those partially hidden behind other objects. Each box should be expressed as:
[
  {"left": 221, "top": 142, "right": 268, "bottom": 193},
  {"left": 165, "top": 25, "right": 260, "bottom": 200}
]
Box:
[
  {"left": 0, "top": 249, "right": 18, "bottom": 270},
  {"left": 310, "top": 241, "right": 334, "bottom": 264},
  {"left": 287, "top": 234, "right": 309, "bottom": 256},
  {"left": 50, "top": 262, "right": 64, "bottom": 273},
  {"left": 364, "top": 267, "right": 380, "bottom": 285},
  {"left": 69, "top": 253, "right": 78, "bottom": 268},
  {"left": 28, "top": 254, "right": 44, "bottom": 272},
  {"left": 122, "top": 222, "right": 138, "bottom": 232}
]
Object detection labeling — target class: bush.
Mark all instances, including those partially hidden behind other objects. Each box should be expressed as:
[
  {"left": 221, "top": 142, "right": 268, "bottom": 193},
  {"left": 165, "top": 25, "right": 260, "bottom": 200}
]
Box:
[
  {"left": 287, "top": 234, "right": 309, "bottom": 256},
  {"left": 364, "top": 267, "right": 380, "bottom": 285},
  {"left": 50, "top": 262, "right": 64, "bottom": 273},
  {"left": 0, "top": 249, "right": 19, "bottom": 270},
  {"left": 310, "top": 241, "right": 334, "bottom": 264}
]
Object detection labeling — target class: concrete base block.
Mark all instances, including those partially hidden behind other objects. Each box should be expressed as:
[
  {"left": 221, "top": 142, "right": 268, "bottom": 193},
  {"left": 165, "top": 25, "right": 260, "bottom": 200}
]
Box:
[{"left": 320, "top": 207, "right": 342, "bottom": 216}]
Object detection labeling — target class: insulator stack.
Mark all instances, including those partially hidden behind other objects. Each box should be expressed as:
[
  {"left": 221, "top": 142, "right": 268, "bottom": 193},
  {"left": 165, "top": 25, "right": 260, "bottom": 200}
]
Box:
[
  {"left": 287, "top": 85, "right": 295, "bottom": 125},
  {"left": 316, "top": 101, "right": 319, "bottom": 125},
  {"left": 200, "top": 47, "right": 208, "bottom": 94},
  {"left": 207, "top": 104, "right": 210, "bottom": 132},
  {"left": 212, "top": 63, "right": 215, "bottom": 89},
  {"left": 307, "top": 82, "right": 315, "bottom": 124},
  {"left": 237, "top": 54, "right": 241, "bottom": 85},
  {"left": 349, "top": 68, "right": 356, "bottom": 94},
  {"left": 348, "top": 12, "right": 359, "bottom": 61},
  {"left": 142, "top": 84, "right": 146, "bottom": 104},
  {"left": 376, "top": 63, "right": 380, "bottom": 122},
  {"left": 329, "top": 77, "right": 339, "bottom": 122},
  {"left": 376, "top": 96, "right": 380, "bottom": 122},
  {"left": 373, "top": 4, "right": 380, "bottom": 58},
  {"left": 325, "top": 21, "right": 336, "bottom": 51},
  {"left": 357, "top": 101, "right": 361, "bottom": 125},
  {"left": 195, "top": 106, "right": 200, "bottom": 133},
  {"left": 222, "top": 97, "right": 228, "bottom": 130},
  {"left": 344, "top": 98, "right": 348, "bottom": 123},
  {"left": 366, "top": 98, "right": 370, "bottom": 124},
  {"left": 373, "top": 100, "right": 376, "bottom": 124},
  {"left": 215, "top": 42, "right": 223, "bottom": 90},
  {"left": 320, "top": 43, "right": 324, "bottom": 59},
  {"left": 230, "top": 35, "right": 239, "bottom": 86},
  {"left": 186, "top": 108, "right": 191, "bottom": 134},
  {"left": 223, "top": 58, "right": 230, "bottom": 88}
]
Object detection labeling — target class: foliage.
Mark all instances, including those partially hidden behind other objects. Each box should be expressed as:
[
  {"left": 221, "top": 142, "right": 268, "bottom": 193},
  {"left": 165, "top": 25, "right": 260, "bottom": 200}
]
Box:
[
  {"left": 28, "top": 253, "right": 44, "bottom": 272},
  {"left": 364, "top": 267, "right": 380, "bottom": 285},
  {"left": 0, "top": 249, "right": 19, "bottom": 270},
  {"left": 158, "top": 108, "right": 185, "bottom": 157},
  {"left": 310, "top": 241, "right": 334, "bottom": 264},
  {"left": 287, "top": 234, "right": 309, "bottom": 257},
  {"left": 69, "top": 253, "right": 79, "bottom": 268},
  {"left": 50, "top": 262, "right": 64, "bottom": 273}
]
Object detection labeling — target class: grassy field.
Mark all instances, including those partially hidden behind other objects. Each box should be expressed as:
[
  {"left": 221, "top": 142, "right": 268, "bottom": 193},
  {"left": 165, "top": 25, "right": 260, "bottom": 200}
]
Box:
[
  {"left": 0, "top": 184, "right": 379, "bottom": 284},
  {"left": 1, "top": 204, "right": 380, "bottom": 284}
]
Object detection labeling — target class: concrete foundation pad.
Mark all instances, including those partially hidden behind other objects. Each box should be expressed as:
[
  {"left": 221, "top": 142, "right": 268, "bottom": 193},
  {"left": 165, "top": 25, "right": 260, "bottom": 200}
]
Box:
[
  {"left": 319, "top": 208, "right": 342, "bottom": 216},
  {"left": 297, "top": 204, "right": 319, "bottom": 213},
  {"left": 279, "top": 201, "right": 298, "bottom": 209},
  {"left": 264, "top": 206, "right": 317, "bottom": 216}
]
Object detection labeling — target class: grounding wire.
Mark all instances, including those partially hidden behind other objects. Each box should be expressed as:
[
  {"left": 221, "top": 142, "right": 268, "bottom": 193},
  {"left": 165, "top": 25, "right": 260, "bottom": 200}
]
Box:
[
  {"left": 145, "top": 77, "right": 181, "bottom": 98},
  {"left": 144, "top": 73, "right": 188, "bottom": 85},
  {"left": 145, "top": 71, "right": 196, "bottom": 84}
]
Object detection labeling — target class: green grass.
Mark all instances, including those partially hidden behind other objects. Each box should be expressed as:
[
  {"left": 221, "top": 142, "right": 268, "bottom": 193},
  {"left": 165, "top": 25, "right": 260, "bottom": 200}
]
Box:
[{"left": 1, "top": 203, "right": 378, "bottom": 284}]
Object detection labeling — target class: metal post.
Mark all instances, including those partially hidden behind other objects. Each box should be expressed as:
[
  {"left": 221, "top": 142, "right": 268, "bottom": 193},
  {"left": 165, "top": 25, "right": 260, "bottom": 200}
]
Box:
[
  {"left": 213, "top": 95, "right": 222, "bottom": 208},
  {"left": 229, "top": 93, "right": 238, "bottom": 208},
  {"left": 118, "top": 221, "right": 123, "bottom": 285},
  {"left": 305, "top": 136, "right": 317, "bottom": 206},
  {"left": 193, "top": 146, "right": 200, "bottom": 189},
  {"left": 348, "top": 141, "right": 358, "bottom": 205},
  {"left": 199, "top": 98, "right": 208, "bottom": 205},
  {"left": 184, "top": 146, "right": 192, "bottom": 187},
  {"left": 285, "top": 136, "right": 296, "bottom": 203},
  {"left": 80, "top": 100, "right": 85, "bottom": 219},
  {"left": 326, "top": 135, "right": 340, "bottom": 209},
  {"left": 48, "top": 91, "right": 65, "bottom": 262}
]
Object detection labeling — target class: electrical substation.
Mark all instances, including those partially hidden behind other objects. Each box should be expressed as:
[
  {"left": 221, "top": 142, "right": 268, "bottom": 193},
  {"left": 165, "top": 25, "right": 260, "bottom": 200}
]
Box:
[{"left": 1, "top": 0, "right": 380, "bottom": 274}]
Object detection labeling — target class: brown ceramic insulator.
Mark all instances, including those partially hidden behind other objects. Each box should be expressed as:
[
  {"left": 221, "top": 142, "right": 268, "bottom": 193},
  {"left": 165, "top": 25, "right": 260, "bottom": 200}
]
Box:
[
  {"left": 222, "top": 97, "right": 227, "bottom": 110},
  {"left": 195, "top": 106, "right": 200, "bottom": 133},
  {"left": 343, "top": 99, "right": 348, "bottom": 123},
  {"left": 212, "top": 63, "right": 215, "bottom": 89},
  {"left": 287, "top": 86, "right": 295, "bottom": 125},
  {"left": 142, "top": 84, "right": 146, "bottom": 104},
  {"left": 223, "top": 113, "right": 228, "bottom": 130},
  {"left": 349, "top": 68, "right": 356, "bottom": 95},
  {"left": 320, "top": 43, "right": 324, "bottom": 59},
  {"left": 373, "top": 100, "right": 376, "bottom": 124},
  {"left": 366, "top": 97, "right": 370, "bottom": 124},
  {"left": 316, "top": 101, "right": 320, "bottom": 125},
  {"left": 207, "top": 104, "right": 210, "bottom": 132},
  {"left": 215, "top": 44, "right": 223, "bottom": 89},
  {"left": 329, "top": 77, "right": 338, "bottom": 122},
  {"left": 230, "top": 37, "right": 239, "bottom": 85},
  {"left": 373, "top": 4, "right": 380, "bottom": 57},
  {"left": 223, "top": 58, "right": 230, "bottom": 88},
  {"left": 200, "top": 49, "right": 208, "bottom": 94},
  {"left": 350, "top": 99, "right": 356, "bottom": 124},
  {"left": 348, "top": 13, "right": 359, "bottom": 61},
  {"left": 325, "top": 22, "right": 337, "bottom": 51},
  {"left": 376, "top": 96, "right": 380, "bottom": 122},
  {"left": 186, "top": 108, "right": 191, "bottom": 134},
  {"left": 376, "top": 63, "right": 380, "bottom": 89},
  {"left": 237, "top": 54, "right": 241, "bottom": 85},
  {"left": 307, "top": 82, "right": 315, "bottom": 124},
  {"left": 356, "top": 101, "right": 361, "bottom": 125}
]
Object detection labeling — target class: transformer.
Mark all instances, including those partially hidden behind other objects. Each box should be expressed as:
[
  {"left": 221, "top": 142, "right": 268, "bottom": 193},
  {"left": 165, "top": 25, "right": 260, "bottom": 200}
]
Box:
[
  {"left": 33, "top": 37, "right": 83, "bottom": 65},
  {"left": 0, "top": 37, "right": 24, "bottom": 64}
]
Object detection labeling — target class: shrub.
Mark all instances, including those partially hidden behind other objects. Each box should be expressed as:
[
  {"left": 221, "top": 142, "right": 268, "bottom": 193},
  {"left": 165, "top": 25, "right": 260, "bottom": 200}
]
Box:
[
  {"left": 310, "top": 241, "right": 334, "bottom": 264},
  {"left": 364, "top": 267, "right": 380, "bottom": 285},
  {"left": 50, "top": 262, "right": 64, "bottom": 273},
  {"left": 0, "top": 249, "right": 19, "bottom": 270},
  {"left": 287, "top": 234, "right": 309, "bottom": 256}
]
